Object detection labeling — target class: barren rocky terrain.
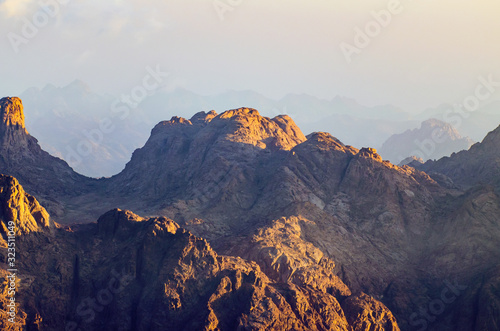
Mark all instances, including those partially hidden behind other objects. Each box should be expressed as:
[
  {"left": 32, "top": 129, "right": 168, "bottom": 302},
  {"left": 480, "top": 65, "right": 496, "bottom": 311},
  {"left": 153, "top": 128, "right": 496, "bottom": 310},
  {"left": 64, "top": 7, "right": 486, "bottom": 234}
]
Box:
[{"left": 1, "top": 96, "right": 499, "bottom": 330}]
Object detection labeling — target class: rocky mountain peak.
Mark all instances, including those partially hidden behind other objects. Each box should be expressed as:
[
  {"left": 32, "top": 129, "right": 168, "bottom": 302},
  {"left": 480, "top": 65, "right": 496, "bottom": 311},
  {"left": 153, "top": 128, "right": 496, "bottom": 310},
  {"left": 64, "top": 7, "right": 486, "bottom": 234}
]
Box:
[
  {"left": 169, "top": 116, "right": 191, "bottom": 125},
  {"left": 136, "top": 108, "right": 307, "bottom": 156},
  {"left": 0, "top": 96, "right": 26, "bottom": 132},
  {"left": 97, "top": 208, "right": 180, "bottom": 240},
  {"left": 421, "top": 118, "right": 444, "bottom": 127},
  {"left": 111, "top": 109, "right": 307, "bottom": 201},
  {"left": 205, "top": 107, "right": 306, "bottom": 151},
  {"left": 421, "top": 118, "right": 464, "bottom": 140},
  {"left": 0, "top": 174, "right": 50, "bottom": 245},
  {"left": 357, "top": 147, "right": 383, "bottom": 162},
  {"left": 190, "top": 110, "right": 218, "bottom": 125},
  {"left": 150, "top": 116, "right": 194, "bottom": 136},
  {"left": 304, "top": 132, "right": 350, "bottom": 151},
  {"left": 219, "top": 107, "right": 260, "bottom": 119}
]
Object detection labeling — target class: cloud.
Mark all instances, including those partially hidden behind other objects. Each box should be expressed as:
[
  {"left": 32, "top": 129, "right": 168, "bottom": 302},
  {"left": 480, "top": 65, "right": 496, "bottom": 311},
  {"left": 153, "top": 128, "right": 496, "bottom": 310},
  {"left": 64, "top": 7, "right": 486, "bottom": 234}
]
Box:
[
  {"left": 75, "top": 49, "right": 95, "bottom": 65},
  {"left": 0, "top": 0, "right": 35, "bottom": 18},
  {"left": 1, "top": 0, "right": 499, "bottom": 112},
  {"left": 56, "top": 1, "right": 169, "bottom": 41}
]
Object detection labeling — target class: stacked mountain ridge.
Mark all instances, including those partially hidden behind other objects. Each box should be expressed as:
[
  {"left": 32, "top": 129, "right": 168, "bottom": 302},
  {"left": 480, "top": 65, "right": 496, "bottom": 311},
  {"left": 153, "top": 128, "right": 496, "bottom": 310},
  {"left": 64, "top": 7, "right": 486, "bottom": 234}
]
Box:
[{"left": 1, "top": 96, "right": 500, "bottom": 330}]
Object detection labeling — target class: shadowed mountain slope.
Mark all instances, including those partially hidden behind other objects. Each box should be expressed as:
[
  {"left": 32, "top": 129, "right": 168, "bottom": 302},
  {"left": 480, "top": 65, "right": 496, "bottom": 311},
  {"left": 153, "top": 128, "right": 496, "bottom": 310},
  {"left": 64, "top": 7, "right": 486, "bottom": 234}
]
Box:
[
  {"left": 416, "top": 124, "right": 500, "bottom": 191},
  {"left": 0, "top": 175, "right": 399, "bottom": 330}
]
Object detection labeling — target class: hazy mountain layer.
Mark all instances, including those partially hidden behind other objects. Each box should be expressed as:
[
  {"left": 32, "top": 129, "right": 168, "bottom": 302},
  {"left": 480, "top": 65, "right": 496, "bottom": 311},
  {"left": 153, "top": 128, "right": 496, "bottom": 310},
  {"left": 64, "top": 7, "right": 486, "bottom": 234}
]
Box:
[
  {"left": 379, "top": 118, "right": 474, "bottom": 165},
  {"left": 20, "top": 82, "right": 150, "bottom": 177}
]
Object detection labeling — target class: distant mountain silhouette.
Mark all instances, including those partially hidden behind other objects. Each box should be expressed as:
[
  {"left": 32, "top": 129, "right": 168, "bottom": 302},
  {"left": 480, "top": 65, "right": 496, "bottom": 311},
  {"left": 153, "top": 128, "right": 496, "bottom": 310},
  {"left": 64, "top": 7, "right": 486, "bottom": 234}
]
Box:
[
  {"left": 379, "top": 118, "right": 474, "bottom": 164},
  {"left": 20, "top": 82, "right": 150, "bottom": 177}
]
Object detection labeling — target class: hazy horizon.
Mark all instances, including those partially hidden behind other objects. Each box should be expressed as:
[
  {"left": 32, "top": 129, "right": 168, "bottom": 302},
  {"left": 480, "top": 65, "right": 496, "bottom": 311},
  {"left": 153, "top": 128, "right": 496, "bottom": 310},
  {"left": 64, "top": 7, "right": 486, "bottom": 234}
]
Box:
[{"left": 1, "top": 0, "right": 500, "bottom": 113}]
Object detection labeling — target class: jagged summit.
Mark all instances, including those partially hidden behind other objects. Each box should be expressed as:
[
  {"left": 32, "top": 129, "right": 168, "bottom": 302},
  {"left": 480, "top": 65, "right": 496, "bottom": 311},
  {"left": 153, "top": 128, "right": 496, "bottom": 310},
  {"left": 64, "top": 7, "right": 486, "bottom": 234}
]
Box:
[
  {"left": 0, "top": 97, "right": 32, "bottom": 150},
  {"left": 152, "top": 111, "right": 218, "bottom": 133},
  {"left": 190, "top": 110, "right": 218, "bottom": 125},
  {"left": 153, "top": 115, "right": 192, "bottom": 128},
  {"left": 0, "top": 174, "right": 51, "bottom": 245},
  {"left": 147, "top": 107, "right": 306, "bottom": 151},
  {"left": 211, "top": 107, "right": 306, "bottom": 150},
  {"left": 96, "top": 208, "right": 180, "bottom": 240},
  {"left": 398, "top": 155, "right": 424, "bottom": 167},
  {"left": 219, "top": 106, "right": 259, "bottom": 118},
  {"left": 110, "top": 107, "right": 307, "bottom": 202},
  {"left": 421, "top": 118, "right": 460, "bottom": 133},
  {"left": 357, "top": 147, "right": 383, "bottom": 162},
  {"left": 0, "top": 96, "right": 26, "bottom": 132},
  {"left": 302, "top": 132, "right": 358, "bottom": 154}
]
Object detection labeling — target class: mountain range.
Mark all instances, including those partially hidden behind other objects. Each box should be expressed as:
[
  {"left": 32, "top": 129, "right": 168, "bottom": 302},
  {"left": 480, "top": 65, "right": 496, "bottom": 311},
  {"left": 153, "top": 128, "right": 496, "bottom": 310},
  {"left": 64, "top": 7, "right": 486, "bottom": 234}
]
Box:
[
  {"left": 20, "top": 81, "right": 500, "bottom": 177},
  {"left": 1, "top": 96, "right": 500, "bottom": 330}
]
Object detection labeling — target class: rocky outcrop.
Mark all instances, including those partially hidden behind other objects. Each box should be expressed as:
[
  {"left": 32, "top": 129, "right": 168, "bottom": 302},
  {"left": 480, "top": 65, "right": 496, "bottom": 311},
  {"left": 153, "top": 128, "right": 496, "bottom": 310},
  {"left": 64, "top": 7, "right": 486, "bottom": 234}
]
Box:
[
  {"left": 0, "top": 97, "right": 31, "bottom": 151},
  {"left": 0, "top": 97, "right": 26, "bottom": 131},
  {"left": 0, "top": 173, "right": 51, "bottom": 329},
  {"left": 379, "top": 119, "right": 474, "bottom": 165},
  {"left": 216, "top": 108, "right": 306, "bottom": 150},
  {"left": 1, "top": 180, "right": 398, "bottom": 330},
  {"left": 0, "top": 269, "right": 28, "bottom": 330},
  {"left": 226, "top": 216, "right": 351, "bottom": 297},
  {"left": 342, "top": 293, "right": 399, "bottom": 331},
  {"left": 0, "top": 175, "right": 50, "bottom": 245}
]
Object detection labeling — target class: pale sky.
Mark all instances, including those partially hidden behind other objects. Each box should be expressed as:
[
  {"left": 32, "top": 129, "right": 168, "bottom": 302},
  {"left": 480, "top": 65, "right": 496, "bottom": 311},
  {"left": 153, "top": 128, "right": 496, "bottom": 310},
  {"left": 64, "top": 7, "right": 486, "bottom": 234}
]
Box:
[{"left": 1, "top": 0, "right": 500, "bottom": 112}]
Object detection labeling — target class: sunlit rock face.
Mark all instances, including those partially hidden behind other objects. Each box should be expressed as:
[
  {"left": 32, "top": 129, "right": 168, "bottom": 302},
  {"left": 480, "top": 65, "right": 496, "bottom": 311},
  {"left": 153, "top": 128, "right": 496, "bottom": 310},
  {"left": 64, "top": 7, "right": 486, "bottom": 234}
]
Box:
[
  {"left": 0, "top": 179, "right": 399, "bottom": 330},
  {"left": 0, "top": 97, "right": 26, "bottom": 131},
  {"left": 0, "top": 174, "right": 50, "bottom": 246}
]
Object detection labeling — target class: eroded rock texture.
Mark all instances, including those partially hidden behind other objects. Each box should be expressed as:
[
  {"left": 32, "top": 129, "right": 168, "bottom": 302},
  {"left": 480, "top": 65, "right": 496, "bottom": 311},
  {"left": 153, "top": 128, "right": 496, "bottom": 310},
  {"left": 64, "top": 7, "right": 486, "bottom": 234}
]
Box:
[{"left": 1, "top": 99, "right": 500, "bottom": 330}]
